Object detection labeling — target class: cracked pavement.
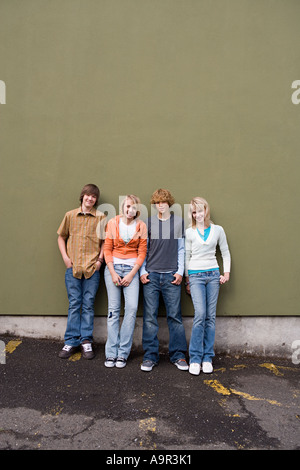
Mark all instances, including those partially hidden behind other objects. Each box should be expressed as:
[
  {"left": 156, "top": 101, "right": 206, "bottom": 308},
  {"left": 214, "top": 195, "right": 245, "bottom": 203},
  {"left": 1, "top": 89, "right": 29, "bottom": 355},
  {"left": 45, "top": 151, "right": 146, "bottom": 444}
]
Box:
[{"left": 0, "top": 336, "right": 299, "bottom": 451}]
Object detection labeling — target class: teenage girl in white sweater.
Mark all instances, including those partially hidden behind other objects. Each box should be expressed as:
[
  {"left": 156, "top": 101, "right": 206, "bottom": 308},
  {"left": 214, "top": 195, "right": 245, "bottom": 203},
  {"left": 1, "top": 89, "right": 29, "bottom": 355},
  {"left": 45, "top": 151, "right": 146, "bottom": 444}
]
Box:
[{"left": 185, "top": 197, "right": 231, "bottom": 375}]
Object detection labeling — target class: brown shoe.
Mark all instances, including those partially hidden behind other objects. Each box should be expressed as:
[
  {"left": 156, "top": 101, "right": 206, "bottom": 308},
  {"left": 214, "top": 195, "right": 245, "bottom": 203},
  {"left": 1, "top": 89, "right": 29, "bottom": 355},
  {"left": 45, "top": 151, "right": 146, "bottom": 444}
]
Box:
[
  {"left": 81, "top": 341, "right": 95, "bottom": 359},
  {"left": 58, "top": 344, "right": 78, "bottom": 359}
]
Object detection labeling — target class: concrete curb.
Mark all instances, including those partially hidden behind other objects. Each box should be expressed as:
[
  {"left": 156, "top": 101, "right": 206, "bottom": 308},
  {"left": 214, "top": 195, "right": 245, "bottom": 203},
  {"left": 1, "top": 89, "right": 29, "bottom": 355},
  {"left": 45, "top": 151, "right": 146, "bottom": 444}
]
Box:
[{"left": 1, "top": 315, "right": 299, "bottom": 359}]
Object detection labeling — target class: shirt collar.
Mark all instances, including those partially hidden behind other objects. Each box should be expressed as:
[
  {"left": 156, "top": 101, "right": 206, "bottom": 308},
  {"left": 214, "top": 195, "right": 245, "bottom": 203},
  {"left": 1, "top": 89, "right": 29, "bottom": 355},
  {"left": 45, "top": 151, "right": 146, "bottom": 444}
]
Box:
[{"left": 76, "top": 206, "right": 97, "bottom": 217}]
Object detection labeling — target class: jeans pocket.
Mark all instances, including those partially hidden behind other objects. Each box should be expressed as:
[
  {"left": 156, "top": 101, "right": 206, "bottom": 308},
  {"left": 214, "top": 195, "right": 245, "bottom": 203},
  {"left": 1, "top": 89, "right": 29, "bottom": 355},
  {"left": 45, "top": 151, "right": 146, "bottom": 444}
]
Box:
[
  {"left": 212, "top": 270, "right": 220, "bottom": 277},
  {"left": 189, "top": 272, "right": 201, "bottom": 281},
  {"left": 93, "top": 269, "right": 100, "bottom": 279}
]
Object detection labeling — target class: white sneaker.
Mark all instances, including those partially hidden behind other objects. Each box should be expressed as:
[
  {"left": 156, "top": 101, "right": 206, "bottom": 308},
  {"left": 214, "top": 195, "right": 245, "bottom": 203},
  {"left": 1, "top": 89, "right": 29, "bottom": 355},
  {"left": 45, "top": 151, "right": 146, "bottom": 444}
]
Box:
[
  {"left": 189, "top": 363, "right": 201, "bottom": 375},
  {"left": 116, "top": 357, "right": 127, "bottom": 368},
  {"left": 104, "top": 357, "right": 116, "bottom": 368},
  {"left": 202, "top": 361, "right": 213, "bottom": 373}
]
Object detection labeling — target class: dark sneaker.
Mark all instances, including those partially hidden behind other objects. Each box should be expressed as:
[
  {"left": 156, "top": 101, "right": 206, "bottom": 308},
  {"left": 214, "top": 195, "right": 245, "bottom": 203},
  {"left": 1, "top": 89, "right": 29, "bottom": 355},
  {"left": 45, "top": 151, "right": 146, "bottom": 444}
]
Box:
[
  {"left": 141, "top": 360, "right": 157, "bottom": 372},
  {"left": 116, "top": 357, "right": 127, "bottom": 368},
  {"left": 80, "top": 341, "right": 95, "bottom": 359},
  {"left": 58, "top": 344, "right": 78, "bottom": 359},
  {"left": 174, "top": 358, "right": 189, "bottom": 371}
]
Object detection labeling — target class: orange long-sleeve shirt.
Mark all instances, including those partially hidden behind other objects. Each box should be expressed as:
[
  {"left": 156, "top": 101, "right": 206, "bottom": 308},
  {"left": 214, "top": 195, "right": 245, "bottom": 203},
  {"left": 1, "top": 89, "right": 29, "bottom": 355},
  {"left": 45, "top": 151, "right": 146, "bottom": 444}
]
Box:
[{"left": 104, "top": 215, "right": 147, "bottom": 268}]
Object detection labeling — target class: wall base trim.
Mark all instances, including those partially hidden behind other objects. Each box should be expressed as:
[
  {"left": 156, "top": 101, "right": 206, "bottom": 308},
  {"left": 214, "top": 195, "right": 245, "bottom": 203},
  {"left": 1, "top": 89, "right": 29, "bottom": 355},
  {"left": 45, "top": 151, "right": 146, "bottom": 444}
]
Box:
[{"left": 1, "top": 315, "right": 299, "bottom": 359}]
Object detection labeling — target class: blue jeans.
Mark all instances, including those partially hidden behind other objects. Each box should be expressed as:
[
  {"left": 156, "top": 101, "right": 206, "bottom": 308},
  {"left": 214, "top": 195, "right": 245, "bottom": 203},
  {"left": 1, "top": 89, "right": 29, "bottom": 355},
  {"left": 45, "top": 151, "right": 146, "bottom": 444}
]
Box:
[
  {"left": 104, "top": 264, "right": 140, "bottom": 360},
  {"left": 142, "top": 272, "right": 187, "bottom": 363},
  {"left": 64, "top": 268, "right": 100, "bottom": 346},
  {"left": 189, "top": 270, "right": 220, "bottom": 363}
]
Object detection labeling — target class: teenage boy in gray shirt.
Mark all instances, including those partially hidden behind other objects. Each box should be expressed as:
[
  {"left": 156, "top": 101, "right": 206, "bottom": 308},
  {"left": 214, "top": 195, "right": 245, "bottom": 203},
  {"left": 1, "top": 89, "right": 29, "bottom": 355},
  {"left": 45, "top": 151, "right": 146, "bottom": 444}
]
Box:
[{"left": 140, "top": 189, "right": 188, "bottom": 371}]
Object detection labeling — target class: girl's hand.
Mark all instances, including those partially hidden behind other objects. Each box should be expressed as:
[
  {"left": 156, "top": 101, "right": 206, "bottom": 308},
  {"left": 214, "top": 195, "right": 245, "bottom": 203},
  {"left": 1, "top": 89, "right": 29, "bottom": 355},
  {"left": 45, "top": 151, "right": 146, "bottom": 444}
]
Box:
[
  {"left": 171, "top": 273, "right": 183, "bottom": 285},
  {"left": 120, "top": 272, "right": 133, "bottom": 287},
  {"left": 111, "top": 271, "right": 122, "bottom": 286},
  {"left": 140, "top": 273, "right": 150, "bottom": 284},
  {"left": 220, "top": 272, "right": 230, "bottom": 284}
]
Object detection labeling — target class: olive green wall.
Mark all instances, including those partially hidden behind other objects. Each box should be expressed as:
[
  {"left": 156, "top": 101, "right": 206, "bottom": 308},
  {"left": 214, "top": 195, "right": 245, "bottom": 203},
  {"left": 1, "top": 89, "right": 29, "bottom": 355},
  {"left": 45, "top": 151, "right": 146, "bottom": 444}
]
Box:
[{"left": 1, "top": 0, "right": 299, "bottom": 317}]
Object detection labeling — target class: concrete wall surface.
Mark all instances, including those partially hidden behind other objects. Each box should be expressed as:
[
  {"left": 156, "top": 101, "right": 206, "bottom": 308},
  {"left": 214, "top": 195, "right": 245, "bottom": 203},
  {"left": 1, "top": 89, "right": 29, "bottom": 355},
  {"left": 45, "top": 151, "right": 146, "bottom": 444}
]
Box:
[
  {"left": 1, "top": 0, "right": 300, "bottom": 319},
  {"left": 1, "top": 315, "right": 299, "bottom": 359}
]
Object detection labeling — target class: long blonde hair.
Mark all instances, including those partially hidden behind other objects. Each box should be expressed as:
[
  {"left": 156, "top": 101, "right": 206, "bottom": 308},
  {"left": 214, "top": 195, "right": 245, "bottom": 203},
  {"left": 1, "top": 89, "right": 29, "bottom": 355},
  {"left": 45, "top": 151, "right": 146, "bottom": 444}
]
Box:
[
  {"left": 120, "top": 194, "right": 141, "bottom": 219},
  {"left": 188, "top": 197, "right": 212, "bottom": 228}
]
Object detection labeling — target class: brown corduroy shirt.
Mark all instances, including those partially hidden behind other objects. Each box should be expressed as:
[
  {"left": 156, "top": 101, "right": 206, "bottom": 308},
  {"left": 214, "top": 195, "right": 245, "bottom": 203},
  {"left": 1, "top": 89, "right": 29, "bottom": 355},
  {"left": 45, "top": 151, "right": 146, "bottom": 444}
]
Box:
[{"left": 57, "top": 206, "right": 106, "bottom": 279}]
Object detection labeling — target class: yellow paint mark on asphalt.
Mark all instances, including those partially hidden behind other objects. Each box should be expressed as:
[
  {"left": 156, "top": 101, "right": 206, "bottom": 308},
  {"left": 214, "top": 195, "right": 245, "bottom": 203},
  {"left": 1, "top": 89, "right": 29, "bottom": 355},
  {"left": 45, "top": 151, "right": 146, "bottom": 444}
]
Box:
[
  {"left": 214, "top": 367, "right": 226, "bottom": 373},
  {"left": 204, "top": 379, "right": 282, "bottom": 406},
  {"left": 277, "top": 365, "right": 298, "bottom": 372},
  {"left": 51, "top": 404, "right": 64, "bottom": 416},
  {"left": 230, "top": 388, "right": 262, "bottom": 402},
  {"left": 230, "top": 388, "right": 282, "bottom": 406},
  {"left": 68, "top": 352, "right": 81, "bottom": 361},
  {"left": 140, "top": 392, "right": 157, "bottom": 449},
  {"left": 44, "top": 401, "right": 64, "bottom": 416},
  {"left": 204, "top": 379, "right": 231, "bottom": 396},
  {"left": 5, "top": 340, "right": 22, "bottom": 354},
  {"left": 259, "top": 363, "right": 284, "bottom": 376},
  {"left": 140, "top": 417, "right": 156, "bottom": 433},
  {"left": 54, "top": 403, "right": 64, "bottom": 416},
  {"left": 235, "top": 441, "right": 245, "bottom": 449},
  {"left": 139, "top": 417, "right": 157, "bottom": 450},
  {"left": 230, "top": 364, "right": 247, "bottom": 370},
  {"left": 141, "top": 392, "right": 155, "bottom": 398}
]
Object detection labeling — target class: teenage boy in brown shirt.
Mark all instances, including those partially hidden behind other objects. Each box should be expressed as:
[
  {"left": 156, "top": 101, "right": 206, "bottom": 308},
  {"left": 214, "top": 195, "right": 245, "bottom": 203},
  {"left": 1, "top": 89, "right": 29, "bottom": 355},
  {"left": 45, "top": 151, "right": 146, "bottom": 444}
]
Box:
[{"left": 57, "top": 184, "right": 105, "bottom": 359}]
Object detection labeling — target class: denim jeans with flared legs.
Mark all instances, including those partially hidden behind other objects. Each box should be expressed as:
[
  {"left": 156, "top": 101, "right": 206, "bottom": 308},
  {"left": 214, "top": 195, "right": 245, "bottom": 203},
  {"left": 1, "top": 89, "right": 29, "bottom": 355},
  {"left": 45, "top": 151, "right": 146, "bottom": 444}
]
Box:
[
  {"left": 104, "top": 264, "right": 140, "bottom": 360},
  {"left": 189, "top": 270, "right": 220, "bottom": 364}
]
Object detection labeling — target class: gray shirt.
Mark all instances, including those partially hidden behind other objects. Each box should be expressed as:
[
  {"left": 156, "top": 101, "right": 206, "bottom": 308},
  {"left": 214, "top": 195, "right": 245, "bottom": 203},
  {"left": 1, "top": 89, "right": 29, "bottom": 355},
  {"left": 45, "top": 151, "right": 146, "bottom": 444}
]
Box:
[{"left": 140, "top": 214, "right": 184, "bottom": 274}]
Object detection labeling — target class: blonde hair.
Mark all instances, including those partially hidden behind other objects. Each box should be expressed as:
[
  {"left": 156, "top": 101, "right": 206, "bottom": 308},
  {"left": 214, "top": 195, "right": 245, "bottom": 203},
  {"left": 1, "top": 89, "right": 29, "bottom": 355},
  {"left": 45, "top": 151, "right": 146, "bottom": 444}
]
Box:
[
  {"left": 188, "top": 197, "right": 212, "bottom": 228},
  {"left": 120, "top": 194, "right": 141, "bottom": 219},
  {"left": 150, "top": 188, "right": 175, "bottom": 207}
]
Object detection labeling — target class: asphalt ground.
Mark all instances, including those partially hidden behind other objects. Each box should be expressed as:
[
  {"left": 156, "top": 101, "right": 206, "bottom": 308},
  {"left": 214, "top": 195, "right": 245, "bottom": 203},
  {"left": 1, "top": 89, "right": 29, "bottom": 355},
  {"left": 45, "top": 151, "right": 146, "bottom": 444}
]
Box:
[{"left": 0, "top": 335, "right": 299, "bottom": 458}]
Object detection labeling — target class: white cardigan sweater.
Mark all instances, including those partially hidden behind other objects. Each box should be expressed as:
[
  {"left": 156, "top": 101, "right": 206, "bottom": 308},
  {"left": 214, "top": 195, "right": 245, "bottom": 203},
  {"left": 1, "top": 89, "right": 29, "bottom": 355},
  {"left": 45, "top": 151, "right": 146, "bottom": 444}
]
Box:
[{"left": 185, "top": 224, "right": 231, "bottom": 276}]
